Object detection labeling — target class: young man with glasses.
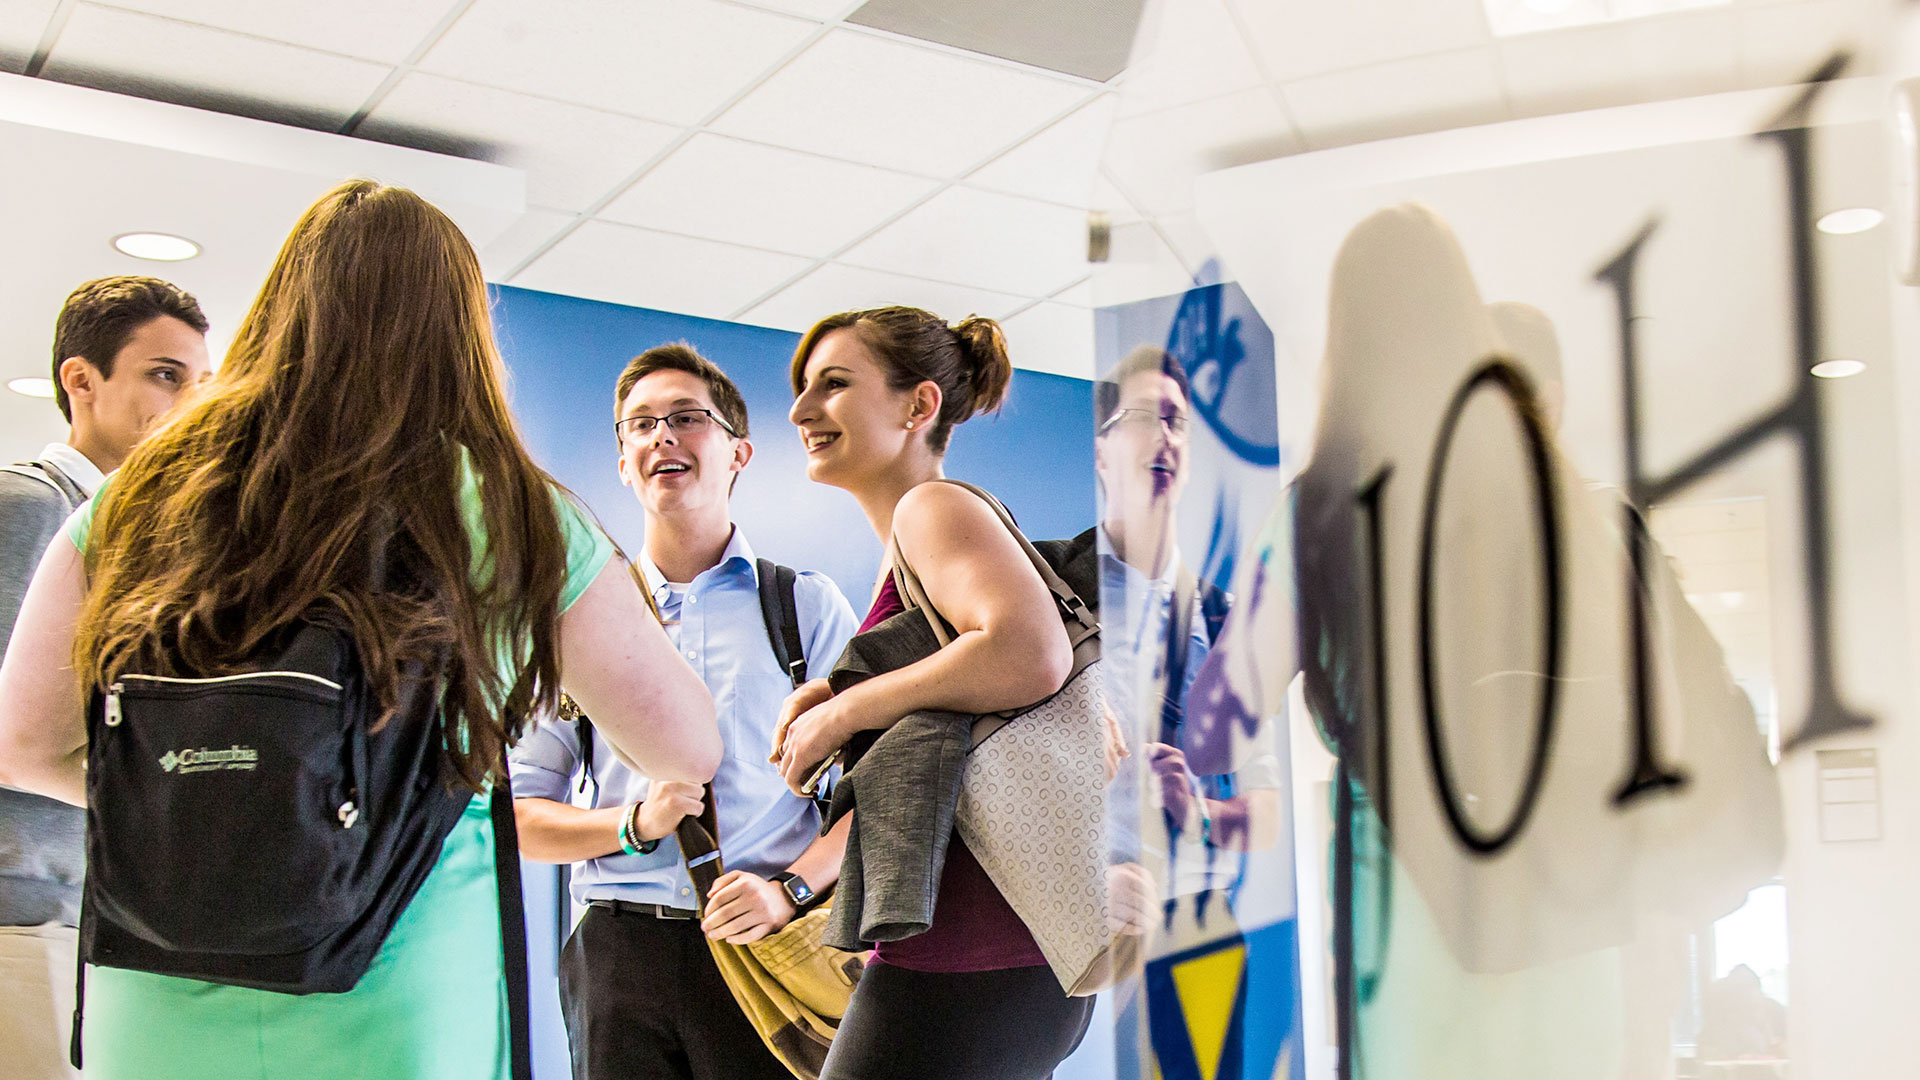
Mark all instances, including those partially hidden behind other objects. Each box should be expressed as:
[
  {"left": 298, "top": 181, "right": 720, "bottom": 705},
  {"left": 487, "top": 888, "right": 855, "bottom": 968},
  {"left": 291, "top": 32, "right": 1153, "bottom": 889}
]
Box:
[
  {"left": 1, "top": 277, "right": 209, "bottom": 1080},
  {"left": 510, "top": 343, "right": 857, "bottom": 1080}
]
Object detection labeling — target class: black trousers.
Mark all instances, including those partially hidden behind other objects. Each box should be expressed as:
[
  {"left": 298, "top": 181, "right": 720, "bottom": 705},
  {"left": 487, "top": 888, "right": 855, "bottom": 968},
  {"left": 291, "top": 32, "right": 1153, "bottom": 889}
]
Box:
[
  {"left": 558, "top": 903, "right": 793, "bottom": 1080},
  {"left": 820, "top": 962, "right": 1096, "bottom": 1080}
]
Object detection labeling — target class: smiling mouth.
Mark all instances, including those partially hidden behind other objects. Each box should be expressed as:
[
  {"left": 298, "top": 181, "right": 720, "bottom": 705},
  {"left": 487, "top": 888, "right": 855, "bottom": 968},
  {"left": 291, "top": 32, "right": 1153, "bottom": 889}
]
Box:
[
  {"left": 651, "top": 462, "right": 691, "bottom": 477},
  {"left": 805, "top": 433, "right": 840, "bottom": 452}
]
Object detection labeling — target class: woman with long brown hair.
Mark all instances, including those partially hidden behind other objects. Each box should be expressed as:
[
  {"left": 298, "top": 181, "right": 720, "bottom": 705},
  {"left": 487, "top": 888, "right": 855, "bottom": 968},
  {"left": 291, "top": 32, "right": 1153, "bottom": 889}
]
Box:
[
  {"left": 774, "top": 307, "right": 1091, "bottom": 1078},
  {"left": 0, "top": 180, "right": 718, "bottom": 1079}
]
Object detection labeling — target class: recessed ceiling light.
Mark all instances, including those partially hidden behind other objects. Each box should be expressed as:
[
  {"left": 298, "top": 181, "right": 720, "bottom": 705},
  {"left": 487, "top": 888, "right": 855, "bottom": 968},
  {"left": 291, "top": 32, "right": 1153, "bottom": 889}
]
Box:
[
  {"left": 7, "top": 377, "right": 57, "bottom": 398},
  {"left": 1811, "top": 359, "right": 1866, "bottom": 378},
  {"left": 113, "top": 232, "right": 200, "bottom": 261},
  {"left": 1816, "top": 208, "right": 1884, "bottom": 235},
  {"left": 1523, "top": 0, "right": 1576, "bottom": 12}
]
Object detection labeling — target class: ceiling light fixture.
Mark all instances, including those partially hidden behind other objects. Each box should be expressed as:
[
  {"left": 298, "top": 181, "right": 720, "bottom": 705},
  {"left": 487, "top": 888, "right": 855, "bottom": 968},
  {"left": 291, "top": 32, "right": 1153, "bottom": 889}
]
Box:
[
  {"left": 1816, "top": 208, "right": 1884, "bottom": 235},
  {"left": 112, "top": 232, "right": 200, "bottom": 262},
  {"left": 7, "top": 377, "right": 57, "bottom": 399},
  {"left": 1811, "top": 359, "right": 1866, "bottom": 379}
]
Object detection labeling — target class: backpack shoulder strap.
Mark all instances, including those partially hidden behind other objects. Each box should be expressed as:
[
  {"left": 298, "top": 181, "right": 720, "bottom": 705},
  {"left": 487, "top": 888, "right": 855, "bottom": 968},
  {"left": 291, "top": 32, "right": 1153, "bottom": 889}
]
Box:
[
  {"left": 2, "top": 460, "right": 85, "bottom": 509},
  {"left": 489, "top": 777, "right": 534, "bottom": 1080},
  {"left": 756, "top": 559, "right": 808, "bottom": 690},
  {"left": 555, "top": 693, "right": 598, "bottom": 800}
]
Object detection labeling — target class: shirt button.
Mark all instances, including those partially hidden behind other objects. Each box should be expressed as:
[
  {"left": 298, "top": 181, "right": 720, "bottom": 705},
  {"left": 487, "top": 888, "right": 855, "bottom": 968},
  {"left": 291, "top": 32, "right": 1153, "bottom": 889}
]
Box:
[
  {"left": 685, "top": 650, "right": 697, "bottom": 660},
  {"left": 681, "top": 887, "right": 691, "bottom": 896},
  {"left": 687, "top": 594, "right": 698, "bottom": 604}
]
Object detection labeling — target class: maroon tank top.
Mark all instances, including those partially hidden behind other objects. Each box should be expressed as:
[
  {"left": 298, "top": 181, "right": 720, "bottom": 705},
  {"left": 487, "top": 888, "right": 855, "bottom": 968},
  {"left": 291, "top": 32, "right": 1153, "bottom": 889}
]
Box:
[{"left": 859, "top": 576, "right": 1047, "bottom": 972}]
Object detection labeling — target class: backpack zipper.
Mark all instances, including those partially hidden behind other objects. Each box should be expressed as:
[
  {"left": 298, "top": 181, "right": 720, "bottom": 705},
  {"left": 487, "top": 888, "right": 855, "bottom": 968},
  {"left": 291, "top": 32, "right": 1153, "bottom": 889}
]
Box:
[{"left": 104, "top": 671, "right": 344, "bottom": 727}]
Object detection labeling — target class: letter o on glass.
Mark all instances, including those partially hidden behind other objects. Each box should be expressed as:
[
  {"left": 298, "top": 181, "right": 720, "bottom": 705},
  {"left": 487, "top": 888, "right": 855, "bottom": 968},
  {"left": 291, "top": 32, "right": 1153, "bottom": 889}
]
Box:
[{"left": 1416, "top": 358, "right": 1564, "bottom": 857}]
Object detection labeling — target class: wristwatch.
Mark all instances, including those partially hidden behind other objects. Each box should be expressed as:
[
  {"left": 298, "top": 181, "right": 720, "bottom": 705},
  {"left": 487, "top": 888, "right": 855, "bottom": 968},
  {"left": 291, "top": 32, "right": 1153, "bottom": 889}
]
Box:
[{"left": 770, "top": 871, "right": 816, "bottom": 910}]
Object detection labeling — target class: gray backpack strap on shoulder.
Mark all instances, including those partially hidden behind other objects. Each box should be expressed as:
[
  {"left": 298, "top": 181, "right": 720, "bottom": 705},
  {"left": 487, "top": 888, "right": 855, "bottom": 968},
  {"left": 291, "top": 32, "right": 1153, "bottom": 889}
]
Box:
[{"left": 2, "top": 460, "right": 86, "bottom": 510}]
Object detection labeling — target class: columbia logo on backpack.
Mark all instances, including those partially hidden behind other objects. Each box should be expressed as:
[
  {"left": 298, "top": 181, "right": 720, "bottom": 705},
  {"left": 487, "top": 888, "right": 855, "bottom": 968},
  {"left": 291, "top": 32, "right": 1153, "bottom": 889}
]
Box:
[{"left": 155, "top": 746, "right": 259, "bottom": 774}]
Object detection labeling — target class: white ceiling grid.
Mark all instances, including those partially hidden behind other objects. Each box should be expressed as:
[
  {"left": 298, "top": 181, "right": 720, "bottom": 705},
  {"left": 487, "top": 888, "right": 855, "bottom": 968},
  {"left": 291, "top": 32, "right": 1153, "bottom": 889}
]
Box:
[{"left": 0, "top": 0, "right": 1887, "bottom": 380}]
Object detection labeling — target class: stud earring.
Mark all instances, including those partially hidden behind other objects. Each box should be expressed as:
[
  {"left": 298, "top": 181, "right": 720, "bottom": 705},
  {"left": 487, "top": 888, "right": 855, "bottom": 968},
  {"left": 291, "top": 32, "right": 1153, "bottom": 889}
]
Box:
[{"left": 905, "top": 420, "right": 916, "bottom": 430}]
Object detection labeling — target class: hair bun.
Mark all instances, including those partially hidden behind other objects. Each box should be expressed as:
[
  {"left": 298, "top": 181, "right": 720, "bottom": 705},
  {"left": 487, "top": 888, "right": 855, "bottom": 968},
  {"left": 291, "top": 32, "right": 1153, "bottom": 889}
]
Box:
[{"left": 950, "top": 315, "right": 1012, "bottom": 417}]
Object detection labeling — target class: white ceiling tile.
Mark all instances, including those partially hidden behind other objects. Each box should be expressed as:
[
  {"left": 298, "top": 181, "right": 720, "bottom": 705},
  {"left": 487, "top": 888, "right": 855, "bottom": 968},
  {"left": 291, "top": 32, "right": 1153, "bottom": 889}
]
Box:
[
  {"left": 95, "top": 0, "right": 453, "bottom": 64},
  {"left": 742, "top": 262, "right": 1027, "bottom": 333},
  {"left": 42, "top": 5, "right": 391, "bottom": 129},
  {"left": 1738, "top": 1, "right": 1872, "bottom": 89},
  {"left": 709, "top": 28, "right": 1090, "bottom": 176},
  {"left": 1051, "top": 277, "right": 1097, "bottom": 307},
  {"left": 479, "top": 206, "right": 577, "bottom": 281},
  {"left": 599, "top": 133, "right": 939, "bottom": 257},
  {"left": 969, "top": 94, "right": 1118, "bottom": 209},
  {"left": 731, "top": 0, "right": 857, "bottom": 18},
  {"left": 999, "top": 301, "right": 1095, "bottom": 379},
  {"left": 841, "top": 185, "right": 1091, "bottom": 297},
  {"left": 1116, "top": 0, "right": 1268, "bottom": 118},
  {"left": 418, "top": 0, "right": 817, "bottom": 125},
  {"left": 1227, "top": 0, "right": 1493, "bottom": 82},
  {"left": 1091, "top": 174, "right": 1143, "bottom": 223},
  {"left": 0, "top": 0, "right": 59, "bottom": 73},
  {"left": 512, "top": 219, "right": 813, "bottom": 321},
  {"left": 1103, "top": 87, "right": 1299, "bottom": 217},
  {"left": 358, "top": 74, "right": 682, "bottom": 213},
  {"left": 1282, "top": 47, "right": 1508, "bottom": 150},
  {"left": 1499, "top": 10, "right": 1742, "bottom": 118}
]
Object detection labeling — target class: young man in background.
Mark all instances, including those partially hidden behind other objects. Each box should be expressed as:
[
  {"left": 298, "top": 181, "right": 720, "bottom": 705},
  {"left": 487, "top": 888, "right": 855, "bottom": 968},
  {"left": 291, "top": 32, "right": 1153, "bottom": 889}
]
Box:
[{"left": 0, "top": 276, "right": 210, "bottom": 1080}]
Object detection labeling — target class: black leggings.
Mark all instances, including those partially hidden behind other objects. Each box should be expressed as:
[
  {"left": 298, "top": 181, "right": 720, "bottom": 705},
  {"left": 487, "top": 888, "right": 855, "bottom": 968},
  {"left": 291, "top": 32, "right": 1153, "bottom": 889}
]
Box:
[{"left": 821, "top": 962, "right": 1095, "bottom": 1080}]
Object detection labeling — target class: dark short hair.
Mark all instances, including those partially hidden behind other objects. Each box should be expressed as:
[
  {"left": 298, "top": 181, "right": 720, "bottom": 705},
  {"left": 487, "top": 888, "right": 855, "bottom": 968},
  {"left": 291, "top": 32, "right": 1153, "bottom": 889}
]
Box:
[
  {"left": 614, "top": 342, "right": 749, "bottom": 438},
  {"left": 51, "top": 276, "right": 209, "bottom": 421},
  {"left": 1095, "top": 345, "right": 1190, "bottom": 430}
]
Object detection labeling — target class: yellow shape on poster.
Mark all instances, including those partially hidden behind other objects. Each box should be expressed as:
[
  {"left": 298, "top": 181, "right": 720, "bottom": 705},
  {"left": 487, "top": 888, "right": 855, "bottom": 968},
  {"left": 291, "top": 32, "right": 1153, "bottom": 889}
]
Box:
[{"left": 1170, "top": 943, "right": 1247, "bottom": 1080}]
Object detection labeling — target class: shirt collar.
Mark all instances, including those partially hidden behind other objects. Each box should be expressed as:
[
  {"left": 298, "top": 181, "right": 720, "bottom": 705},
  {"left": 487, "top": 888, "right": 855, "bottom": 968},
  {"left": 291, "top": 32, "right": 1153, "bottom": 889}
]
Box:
[
  {"left": 38, "top": 443, "right": 106, "bottom": 498},
  {"left": 637, "top": 526, "right": 757, "bottom": 605},
  {"left": 1096, "top": 523, "right": 1179, "bottom": 592}
]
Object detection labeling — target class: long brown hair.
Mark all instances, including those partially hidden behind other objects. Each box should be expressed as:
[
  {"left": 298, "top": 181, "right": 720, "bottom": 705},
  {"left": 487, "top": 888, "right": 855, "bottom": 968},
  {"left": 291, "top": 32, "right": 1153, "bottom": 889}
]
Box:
[{"left": 75, "top": 180, "right": 568, "bottom": 792}]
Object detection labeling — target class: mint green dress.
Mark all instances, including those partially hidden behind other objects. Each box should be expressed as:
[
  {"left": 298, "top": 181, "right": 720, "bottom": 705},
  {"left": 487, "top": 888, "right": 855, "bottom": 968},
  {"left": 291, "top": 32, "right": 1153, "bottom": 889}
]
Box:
[{"left": 66, "top": 468, "right": 615, "bottom": 1080}]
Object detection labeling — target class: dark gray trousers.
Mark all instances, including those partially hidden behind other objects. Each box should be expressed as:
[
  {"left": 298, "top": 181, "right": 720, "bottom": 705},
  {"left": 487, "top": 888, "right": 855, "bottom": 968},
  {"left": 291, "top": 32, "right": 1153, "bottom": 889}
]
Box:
[{"left": 558, "top": 904, "right": 792, "bottom": 1080}]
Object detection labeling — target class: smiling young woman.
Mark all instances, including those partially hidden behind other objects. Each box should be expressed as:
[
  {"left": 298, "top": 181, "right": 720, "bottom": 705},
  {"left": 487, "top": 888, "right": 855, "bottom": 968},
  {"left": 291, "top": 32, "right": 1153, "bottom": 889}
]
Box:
[{"left": 778, "top": 307, "right": 1092, "bottom": 1080}]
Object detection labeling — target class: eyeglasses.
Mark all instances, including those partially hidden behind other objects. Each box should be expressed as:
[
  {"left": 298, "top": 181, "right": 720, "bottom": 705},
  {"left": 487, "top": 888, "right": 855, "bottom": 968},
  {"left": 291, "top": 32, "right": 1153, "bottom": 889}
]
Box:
[
  {"left": 615, "top": 407, "right": 737, "bottom": 445},
  {"left": 1099, "top": 408, "right": 1191, "bottom": 440}
]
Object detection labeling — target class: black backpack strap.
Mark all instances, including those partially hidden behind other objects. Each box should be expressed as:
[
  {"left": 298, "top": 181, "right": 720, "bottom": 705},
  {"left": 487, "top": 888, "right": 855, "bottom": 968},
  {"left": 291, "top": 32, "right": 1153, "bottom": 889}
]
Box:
[
  {"left": 69, "top": 911, "right": 84, "bottom": 1068},
  {"left": 756, "top": 558, "right": 808, "bottom": 690},
  {"left": 575, "top": 718, "right": 597, "bottom": 799},
  {"left": 490, "top": 777, "right": 533, "bottom": 1080},
  {"left": 1159, "top": 565, "right": 1200, "bottom": 744}
]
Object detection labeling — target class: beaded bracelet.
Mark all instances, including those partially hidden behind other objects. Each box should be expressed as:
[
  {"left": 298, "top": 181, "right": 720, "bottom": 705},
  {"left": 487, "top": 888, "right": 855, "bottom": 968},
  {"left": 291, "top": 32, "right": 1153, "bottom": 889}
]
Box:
[{"left": 619, "top": 801, "right": 659, "bottom": 856}]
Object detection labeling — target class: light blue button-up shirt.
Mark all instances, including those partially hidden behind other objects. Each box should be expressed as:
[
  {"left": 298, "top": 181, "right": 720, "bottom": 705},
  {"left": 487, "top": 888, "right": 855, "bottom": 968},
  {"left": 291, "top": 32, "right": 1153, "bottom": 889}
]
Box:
[{"left": 511, "top": 527, "right": 859, "bottom": 908}]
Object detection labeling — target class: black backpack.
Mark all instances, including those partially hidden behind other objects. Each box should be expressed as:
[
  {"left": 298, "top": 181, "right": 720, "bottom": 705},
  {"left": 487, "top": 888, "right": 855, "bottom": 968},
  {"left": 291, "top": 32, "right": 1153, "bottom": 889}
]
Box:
[
  {"left": 573, "top": 559, "right": 808, "bottom": 797},
  {"left": 74, "top": 617, "right": 534, "bottom": 1079}
]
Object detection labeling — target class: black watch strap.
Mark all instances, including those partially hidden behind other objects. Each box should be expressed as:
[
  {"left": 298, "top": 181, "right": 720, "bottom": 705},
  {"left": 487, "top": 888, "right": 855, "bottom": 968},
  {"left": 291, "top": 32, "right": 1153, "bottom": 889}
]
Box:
[{"left": 771, "top": 871, "right": 815, "bottom": 910}]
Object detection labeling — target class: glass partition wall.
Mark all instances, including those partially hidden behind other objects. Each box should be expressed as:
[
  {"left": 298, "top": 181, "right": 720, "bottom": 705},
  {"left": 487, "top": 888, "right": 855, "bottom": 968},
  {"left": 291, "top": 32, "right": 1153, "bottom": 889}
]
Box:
[{"left": 1091, "top": 2, "right": 1915, "bottom": 1078}]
